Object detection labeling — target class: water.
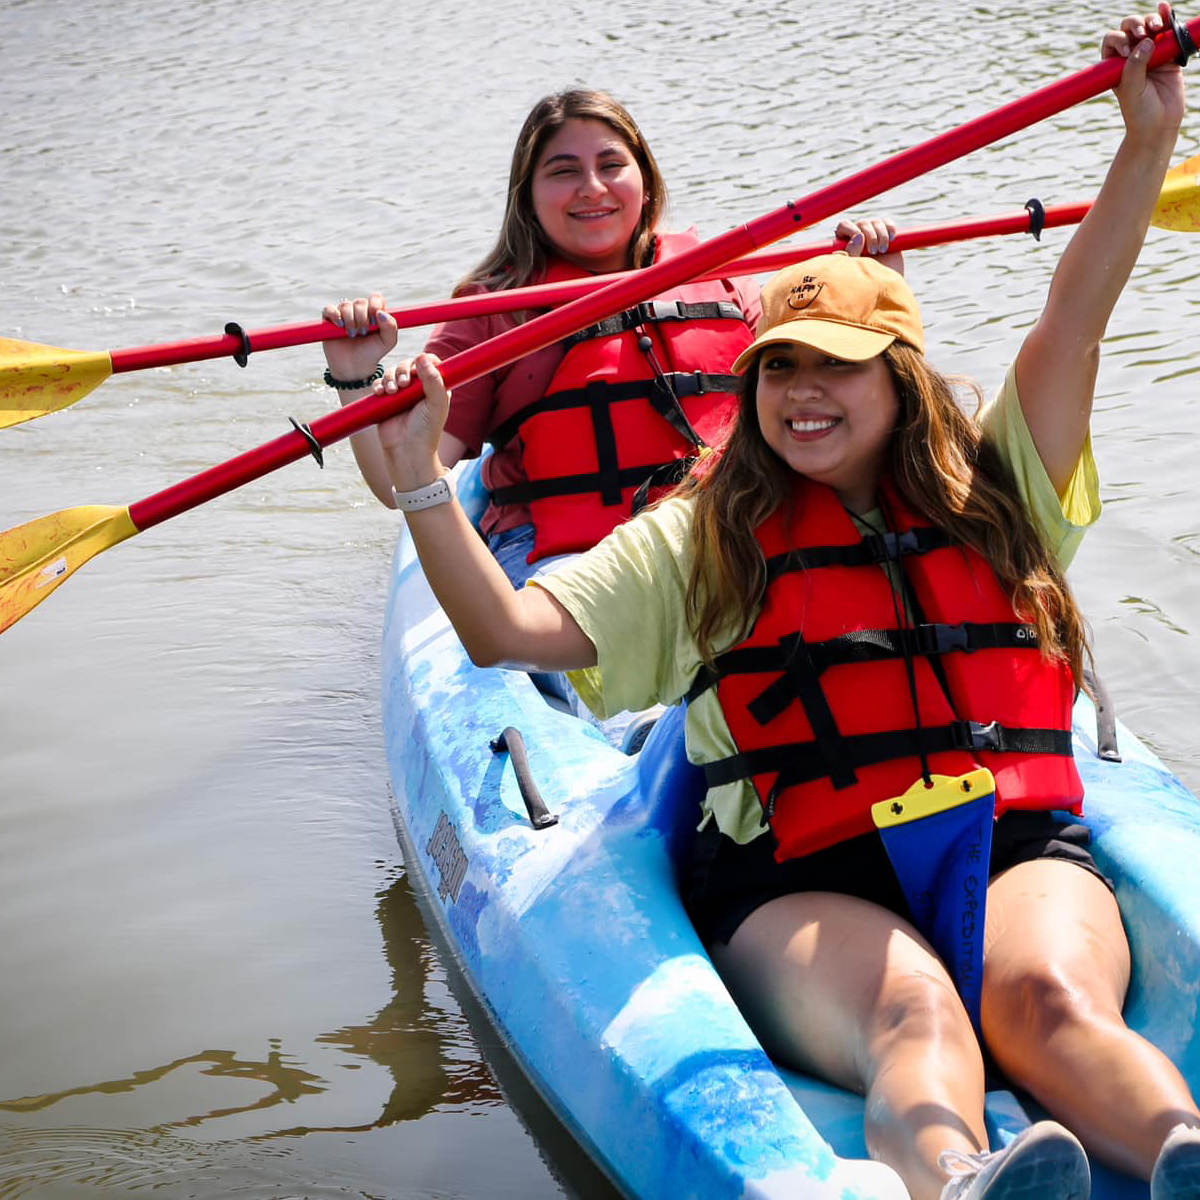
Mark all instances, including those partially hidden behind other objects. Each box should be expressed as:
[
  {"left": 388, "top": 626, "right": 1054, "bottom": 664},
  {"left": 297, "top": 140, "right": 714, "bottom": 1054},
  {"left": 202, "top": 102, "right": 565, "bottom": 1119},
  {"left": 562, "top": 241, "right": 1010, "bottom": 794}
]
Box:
[{"left": 1, "top": 0, "right": 1198, "bottom": 1195}]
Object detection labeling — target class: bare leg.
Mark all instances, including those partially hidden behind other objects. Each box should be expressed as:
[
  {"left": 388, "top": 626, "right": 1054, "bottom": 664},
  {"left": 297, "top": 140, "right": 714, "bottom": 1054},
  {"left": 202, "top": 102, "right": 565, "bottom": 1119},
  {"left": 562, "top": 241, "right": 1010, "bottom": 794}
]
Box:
[
  {"left": 983, "top": 859, "right": 1200, "bottom": 1179},
  {"left": 710, "top": 890, "right": 985, "bottom": 1200}
]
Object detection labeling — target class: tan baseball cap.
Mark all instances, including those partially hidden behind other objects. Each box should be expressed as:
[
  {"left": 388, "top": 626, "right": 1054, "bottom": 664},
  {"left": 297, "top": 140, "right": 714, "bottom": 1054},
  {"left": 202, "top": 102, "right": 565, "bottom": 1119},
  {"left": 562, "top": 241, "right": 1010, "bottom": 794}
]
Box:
[{"left": 732, "top": 252, "right": 924, "bottom": 373}]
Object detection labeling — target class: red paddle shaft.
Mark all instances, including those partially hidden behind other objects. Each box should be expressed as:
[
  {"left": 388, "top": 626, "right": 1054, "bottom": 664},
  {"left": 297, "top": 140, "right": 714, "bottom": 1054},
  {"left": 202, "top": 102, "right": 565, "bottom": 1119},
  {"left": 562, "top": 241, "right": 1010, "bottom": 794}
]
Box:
[
  {"left": 108, "top": 205, "right": 1088, "bottom": 374},
  {"left": 127, "top": 19, "right": 1196, "bottom": 532}
]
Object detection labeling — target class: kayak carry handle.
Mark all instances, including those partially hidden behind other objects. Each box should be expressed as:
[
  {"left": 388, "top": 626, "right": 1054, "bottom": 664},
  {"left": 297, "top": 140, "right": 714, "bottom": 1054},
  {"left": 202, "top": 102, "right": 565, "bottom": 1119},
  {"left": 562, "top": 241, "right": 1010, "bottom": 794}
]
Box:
[{"left": 490, "top": 726, "right": 560, "bottom": 830}]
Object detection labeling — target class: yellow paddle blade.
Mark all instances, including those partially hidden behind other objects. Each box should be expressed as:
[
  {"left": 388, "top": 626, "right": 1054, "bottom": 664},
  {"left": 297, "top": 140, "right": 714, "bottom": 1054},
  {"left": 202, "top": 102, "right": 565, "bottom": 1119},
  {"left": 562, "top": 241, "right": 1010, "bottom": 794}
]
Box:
[
  {"left": 0, "top": 506, "right": 138, "bottom": 634},
  {"left": 1152, "top": 152, "right": 1200, "bottom": 232},
  {"left": 0, "top": 339, "right": 113, "bottom": 429}
]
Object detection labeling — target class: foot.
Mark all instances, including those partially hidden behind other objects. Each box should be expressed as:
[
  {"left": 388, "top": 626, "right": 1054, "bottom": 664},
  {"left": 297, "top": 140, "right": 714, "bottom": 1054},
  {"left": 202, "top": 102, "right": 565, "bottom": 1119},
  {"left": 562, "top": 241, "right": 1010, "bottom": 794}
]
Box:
[
  {"left": 1152, "top": 1124, "right": 1200, "bottom": 1199},
  {"left": 939, "top": 1120, "right": 1090, "bottom": 1199}
]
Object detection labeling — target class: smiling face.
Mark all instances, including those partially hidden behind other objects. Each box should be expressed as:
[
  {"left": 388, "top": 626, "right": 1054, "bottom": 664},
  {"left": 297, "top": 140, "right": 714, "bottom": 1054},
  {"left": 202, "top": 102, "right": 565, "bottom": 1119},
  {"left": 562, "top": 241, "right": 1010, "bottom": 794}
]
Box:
[
  {"left": 530, "top": 118, "right": 646, "bottom": 274},
  {"left": 754, "top": 343, "right": 899, "bottom": 513}
]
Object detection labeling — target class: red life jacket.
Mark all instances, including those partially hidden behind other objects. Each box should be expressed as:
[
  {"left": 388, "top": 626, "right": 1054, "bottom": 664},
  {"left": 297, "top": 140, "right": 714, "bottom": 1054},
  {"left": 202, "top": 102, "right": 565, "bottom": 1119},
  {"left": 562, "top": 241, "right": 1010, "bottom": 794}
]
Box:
[
  {"left": 489, "top": 231, "right": 754, "bottom": 563},
  {"left": 690, "top": 479, "right": 1082, "bottom": 862}
]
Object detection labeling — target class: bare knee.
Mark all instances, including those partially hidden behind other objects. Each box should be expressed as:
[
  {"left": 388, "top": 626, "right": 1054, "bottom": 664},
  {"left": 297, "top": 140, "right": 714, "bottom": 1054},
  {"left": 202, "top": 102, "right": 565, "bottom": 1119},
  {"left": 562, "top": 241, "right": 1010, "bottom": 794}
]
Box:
[
  {"left": 986, "top": 960, "right": 1119, "bottom": 1053},
  {"left": 867, "top": 970, "right": 976, "bottom": 1068}
]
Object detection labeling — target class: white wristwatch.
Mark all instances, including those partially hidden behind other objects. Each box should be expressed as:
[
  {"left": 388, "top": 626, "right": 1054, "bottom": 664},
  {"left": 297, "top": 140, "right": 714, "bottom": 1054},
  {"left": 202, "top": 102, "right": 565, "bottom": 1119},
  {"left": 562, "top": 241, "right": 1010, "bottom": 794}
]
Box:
[{"left": 392, "top": 476, "right": 453, "bottom": 512}]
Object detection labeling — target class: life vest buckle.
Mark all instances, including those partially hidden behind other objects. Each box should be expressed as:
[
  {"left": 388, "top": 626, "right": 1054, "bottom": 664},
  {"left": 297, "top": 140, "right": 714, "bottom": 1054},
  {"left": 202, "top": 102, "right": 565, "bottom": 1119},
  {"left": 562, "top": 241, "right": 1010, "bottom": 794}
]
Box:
[
  {"left": 918, "top": 622, "right": 972, "bottom": 656},
  {"left": 951, "top": 719, "right": 1003, "bottom": 752},
  {"left": 864, "top": 528, "right": 923, "bottom": 563},
  {"left": 639, "top": 299, "right": 688, "bottom": 323}
]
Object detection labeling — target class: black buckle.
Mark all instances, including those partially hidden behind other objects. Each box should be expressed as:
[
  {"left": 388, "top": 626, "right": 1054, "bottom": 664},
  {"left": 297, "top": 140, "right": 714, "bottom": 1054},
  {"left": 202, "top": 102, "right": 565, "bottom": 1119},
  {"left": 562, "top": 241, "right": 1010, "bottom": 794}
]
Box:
[
  {"left": 951, "top": 719, "right": 1003, "bottom": 752},
  {"left": 670, "top": 370, "right": 707, "bottom": 398},
  {"left": 917, "top": 623, "right": 971, "bottom": 655},
  {"left": 864, "top": 528, "right": 922, "bottom": 562},
  {"left": 639, "top": 299, "right": 686, "bottom": 322}
]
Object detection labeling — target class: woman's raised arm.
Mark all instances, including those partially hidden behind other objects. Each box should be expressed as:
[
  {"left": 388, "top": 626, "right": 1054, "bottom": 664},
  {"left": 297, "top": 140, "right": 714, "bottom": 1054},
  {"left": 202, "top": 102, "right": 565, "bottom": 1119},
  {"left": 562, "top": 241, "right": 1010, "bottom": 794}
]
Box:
[
  {"left": 1014, "top": 3, "right": 1185, "bottom": 494},
  {"left": 377, "top": 354, "right": 599, "bottom": 672}
]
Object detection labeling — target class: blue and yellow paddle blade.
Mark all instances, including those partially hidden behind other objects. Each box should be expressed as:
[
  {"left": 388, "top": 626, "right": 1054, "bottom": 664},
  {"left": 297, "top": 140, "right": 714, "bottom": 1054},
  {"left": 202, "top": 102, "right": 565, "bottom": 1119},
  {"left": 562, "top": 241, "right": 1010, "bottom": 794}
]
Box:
[
  {"left": 0, "top": 338, "right": 113, "bottom": 429},
  {"left": 872, "top": 769, "right": 997, "bottom": 1034}
]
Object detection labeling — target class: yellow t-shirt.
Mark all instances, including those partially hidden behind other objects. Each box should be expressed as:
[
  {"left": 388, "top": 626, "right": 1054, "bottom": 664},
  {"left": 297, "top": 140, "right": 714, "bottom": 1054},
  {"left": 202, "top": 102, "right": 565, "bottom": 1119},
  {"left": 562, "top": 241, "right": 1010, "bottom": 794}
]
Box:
[{"left": 533, "top": 365, "right": 1101, "bottom": 844}]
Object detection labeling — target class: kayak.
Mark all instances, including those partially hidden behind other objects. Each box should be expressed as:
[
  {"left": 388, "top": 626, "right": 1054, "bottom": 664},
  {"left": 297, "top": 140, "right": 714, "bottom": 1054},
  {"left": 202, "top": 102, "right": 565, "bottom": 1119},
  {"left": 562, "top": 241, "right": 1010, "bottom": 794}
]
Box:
[{"left": 382, "top": 463, "right": 1200, "bottom": 1199}]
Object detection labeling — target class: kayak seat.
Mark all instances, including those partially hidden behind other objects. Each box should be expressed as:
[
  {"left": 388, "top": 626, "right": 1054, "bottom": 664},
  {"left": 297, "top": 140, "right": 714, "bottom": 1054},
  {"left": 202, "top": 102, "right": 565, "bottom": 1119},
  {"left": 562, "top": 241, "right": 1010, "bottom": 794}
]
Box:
[{"left": 634, "top": 703, "right": 707, "bottom": 874}]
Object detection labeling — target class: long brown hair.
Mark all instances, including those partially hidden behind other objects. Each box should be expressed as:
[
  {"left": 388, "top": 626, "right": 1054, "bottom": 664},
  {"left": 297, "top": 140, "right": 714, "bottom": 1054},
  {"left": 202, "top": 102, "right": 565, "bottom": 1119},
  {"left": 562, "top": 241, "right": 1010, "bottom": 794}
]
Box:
[
  {"left": 678, "top": 343, "right": 1090, "bottom": 686},
  {"left": 453, "top": 89, "right": 668, "bottom": 296}
]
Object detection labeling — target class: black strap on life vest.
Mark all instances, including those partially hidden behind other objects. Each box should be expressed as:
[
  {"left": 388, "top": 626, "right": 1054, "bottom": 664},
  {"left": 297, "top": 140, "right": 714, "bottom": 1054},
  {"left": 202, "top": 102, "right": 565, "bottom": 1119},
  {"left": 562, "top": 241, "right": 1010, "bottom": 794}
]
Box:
[
  {"left": 490, "top": 371, "right": 739, "bottom": 509},
  {"left": 685, "top": 621, "right": 1039, "bottom": 708},
  {"left": 490, "top": 371, "right": 738, "bottom": 452},
  {"left": 700, "top": 721, "right": 1075, "bottom": 821},
  {"left": 564, "top": 299, "right": 746, "bottom": 347},
  {"left": 764, "top": 526, "right": 951, "bottom": 581},
  {"left": 630, "top": 455, "right": 699, "bottom": 515}
]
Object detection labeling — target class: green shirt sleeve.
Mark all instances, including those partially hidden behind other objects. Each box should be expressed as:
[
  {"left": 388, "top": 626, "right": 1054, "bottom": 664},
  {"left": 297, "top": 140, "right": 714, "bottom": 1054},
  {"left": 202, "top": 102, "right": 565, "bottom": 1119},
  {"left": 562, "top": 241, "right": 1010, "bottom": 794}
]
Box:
[{"left": 977, "top": 364, "right": 1101, "bottom": 570}]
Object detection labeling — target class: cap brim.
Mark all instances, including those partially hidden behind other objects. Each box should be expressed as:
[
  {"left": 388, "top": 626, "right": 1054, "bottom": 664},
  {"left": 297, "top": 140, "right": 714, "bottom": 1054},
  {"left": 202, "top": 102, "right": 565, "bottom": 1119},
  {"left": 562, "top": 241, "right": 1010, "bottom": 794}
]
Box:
[{"left": 732, "top": 320, "right": 897, "bottom": 374}]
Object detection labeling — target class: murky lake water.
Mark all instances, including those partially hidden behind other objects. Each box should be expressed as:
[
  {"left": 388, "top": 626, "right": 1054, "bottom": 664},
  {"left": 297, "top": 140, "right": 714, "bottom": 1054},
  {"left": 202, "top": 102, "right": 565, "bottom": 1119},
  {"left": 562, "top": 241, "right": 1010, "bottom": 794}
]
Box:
[{"left": 2, "top": 1, "right": 1198, "bottom": 1195}]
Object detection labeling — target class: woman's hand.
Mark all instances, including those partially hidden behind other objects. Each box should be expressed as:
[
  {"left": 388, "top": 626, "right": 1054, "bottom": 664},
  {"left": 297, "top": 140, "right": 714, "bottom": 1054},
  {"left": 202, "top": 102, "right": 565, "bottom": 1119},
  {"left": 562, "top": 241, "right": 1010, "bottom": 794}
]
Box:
[
  {"left": 321, "top": 292, "right": 399, "bottom": 384},
  {"left": 836, "top": 217, "right": 905, "bottom": 276},
  {"left": 1103, "top": 4, "right": 1186, "bottom": 145},
  {"left": 376, "top": 353, "right": 452, "bottom": 492}
]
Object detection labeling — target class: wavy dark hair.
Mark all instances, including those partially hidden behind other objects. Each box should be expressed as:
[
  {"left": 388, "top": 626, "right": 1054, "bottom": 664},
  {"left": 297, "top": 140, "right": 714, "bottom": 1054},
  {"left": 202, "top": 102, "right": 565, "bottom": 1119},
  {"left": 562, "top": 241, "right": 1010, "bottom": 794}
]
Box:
[
  {"left": 453, "top": 89, "right": 667, "bottom": 296},
  {"left": 675, "top": 342, "right": 1091, "bottom": 687}
]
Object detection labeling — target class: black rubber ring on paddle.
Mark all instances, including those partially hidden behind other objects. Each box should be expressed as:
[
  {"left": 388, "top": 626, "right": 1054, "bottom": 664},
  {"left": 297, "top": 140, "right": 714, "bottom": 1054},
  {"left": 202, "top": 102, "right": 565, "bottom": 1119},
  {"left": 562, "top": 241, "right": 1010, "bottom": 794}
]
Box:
[
  {"left": 288, "top": 417, "right": 325, "bottom": 468},
  {"left": 1024, "top": 197, "right": 1046, "bottom": 242},
  {"left": 224, "top": 321, "right": 252, "bottom": 367},
  {"left": 1169, "top": 8, "right": 1197, "bottom": 65}
]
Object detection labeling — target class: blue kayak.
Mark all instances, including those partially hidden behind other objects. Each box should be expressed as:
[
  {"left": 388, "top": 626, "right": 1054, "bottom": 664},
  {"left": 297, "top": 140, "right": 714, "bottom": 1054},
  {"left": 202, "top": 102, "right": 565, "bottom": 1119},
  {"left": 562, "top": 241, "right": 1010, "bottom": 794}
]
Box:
[{"left": 382, "top": 466, "right": 1200, "bottom": 1199}]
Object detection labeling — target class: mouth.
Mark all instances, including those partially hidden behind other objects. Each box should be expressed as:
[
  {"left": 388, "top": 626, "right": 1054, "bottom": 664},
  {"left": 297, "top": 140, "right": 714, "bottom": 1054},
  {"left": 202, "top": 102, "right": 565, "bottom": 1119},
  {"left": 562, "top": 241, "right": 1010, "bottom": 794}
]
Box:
[
  {"left": 787, "top": 416, "right": 840, "bottom": 437},
  {"left": 568, "top": 207, "right": 618, "bottom": 221}
]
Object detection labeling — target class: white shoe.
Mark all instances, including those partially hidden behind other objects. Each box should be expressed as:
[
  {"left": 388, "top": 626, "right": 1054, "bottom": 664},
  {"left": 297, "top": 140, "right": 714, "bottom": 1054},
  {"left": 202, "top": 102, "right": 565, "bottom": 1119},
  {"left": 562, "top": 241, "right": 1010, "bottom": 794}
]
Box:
[
  {"left": 938, "top": 1120, "right": 1090, "bottom": 1199},
  {"left": 1152, "top": 1124, "right": 1200, "bottom": 1199}
]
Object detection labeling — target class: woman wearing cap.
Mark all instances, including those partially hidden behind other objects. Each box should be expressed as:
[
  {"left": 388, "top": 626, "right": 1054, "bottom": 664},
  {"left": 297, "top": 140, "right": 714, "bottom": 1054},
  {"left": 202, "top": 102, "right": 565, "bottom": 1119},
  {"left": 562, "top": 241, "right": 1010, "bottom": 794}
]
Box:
[{"left": 372, "top": 8, "right": 1199, "bottom": 1199}]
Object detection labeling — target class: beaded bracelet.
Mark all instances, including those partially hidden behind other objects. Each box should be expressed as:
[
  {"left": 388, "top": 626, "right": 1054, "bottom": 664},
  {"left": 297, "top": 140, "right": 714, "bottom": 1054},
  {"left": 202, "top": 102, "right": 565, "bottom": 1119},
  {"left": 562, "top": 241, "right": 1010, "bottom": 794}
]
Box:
[{"left": 323, "top": 364, "right": 384, "bottom": 391}]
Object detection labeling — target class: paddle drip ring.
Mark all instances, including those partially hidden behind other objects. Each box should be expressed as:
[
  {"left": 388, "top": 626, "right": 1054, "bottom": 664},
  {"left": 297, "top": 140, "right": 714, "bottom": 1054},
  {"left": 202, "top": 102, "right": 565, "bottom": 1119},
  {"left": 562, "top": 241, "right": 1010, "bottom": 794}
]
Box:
[
  {"left": 1024, "top": 198, "right": 1046, "bottom": 241},
  {"left": 288, "top": 417, "right": 324, "bottom": 468},
  {"left": 223, "top": 321, "right": 252, "bottom": 367},
  {"left": 1169, "top": 8, "right": 1197, "bottom": 64}
]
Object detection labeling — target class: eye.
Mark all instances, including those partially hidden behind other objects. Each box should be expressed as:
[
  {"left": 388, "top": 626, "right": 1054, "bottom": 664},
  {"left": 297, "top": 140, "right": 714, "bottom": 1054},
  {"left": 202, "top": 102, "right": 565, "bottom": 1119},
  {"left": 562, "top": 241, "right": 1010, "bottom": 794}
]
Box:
[{"left": 761, "top": 353, "right": 793, "bottom": 373}]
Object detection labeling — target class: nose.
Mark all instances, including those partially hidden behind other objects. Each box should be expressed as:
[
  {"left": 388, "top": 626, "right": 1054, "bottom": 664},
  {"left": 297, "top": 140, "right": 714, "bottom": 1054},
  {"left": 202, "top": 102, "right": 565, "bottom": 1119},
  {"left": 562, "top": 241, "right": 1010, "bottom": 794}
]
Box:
[
  {"left": 576, "top": 167, "right": 605, "bottom": 199},
  {"left": 785, "top": 367, "right": 820, "bottom": 401}
]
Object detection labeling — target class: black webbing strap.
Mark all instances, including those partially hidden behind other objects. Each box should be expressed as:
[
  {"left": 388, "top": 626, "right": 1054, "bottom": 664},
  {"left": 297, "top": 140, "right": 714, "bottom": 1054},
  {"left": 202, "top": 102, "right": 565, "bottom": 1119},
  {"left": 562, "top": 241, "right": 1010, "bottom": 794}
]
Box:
[
  {"left": 645, "top": 371, "right": 737, "bottom": 446},
  {"left": 702, "top": 721, "right": 1075, "bottom": 793},
  {"left": 773, "top": 637, "right": 857, "bottom": 788},
  {"left": 491, "top": 461, "right": 683, "bottom": 505},
  {"left": 631, "top": 455, "right": 698, "bottom": 515},
  {"left": 564, "top": 299, "right": 746, "bottom": 347},
  {"left": 685, "top": 621, "right": 1039, "bottom": 707},
  {"left": 490, "top": 371, "right": 737, "bottom": 451},
  {"left": 764, "top": 526, "right": 951, "bottom": 581}
]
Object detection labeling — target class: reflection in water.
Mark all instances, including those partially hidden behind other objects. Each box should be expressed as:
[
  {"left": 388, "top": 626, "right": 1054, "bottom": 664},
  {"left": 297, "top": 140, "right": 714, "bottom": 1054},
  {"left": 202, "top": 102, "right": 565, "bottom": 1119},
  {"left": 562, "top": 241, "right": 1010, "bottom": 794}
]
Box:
[
  {"left": 300, "top": 871, "right": 503, "bottom": 1133},
  {"left": 0, "top": 874, "right": 504, "bottom": 1193}
]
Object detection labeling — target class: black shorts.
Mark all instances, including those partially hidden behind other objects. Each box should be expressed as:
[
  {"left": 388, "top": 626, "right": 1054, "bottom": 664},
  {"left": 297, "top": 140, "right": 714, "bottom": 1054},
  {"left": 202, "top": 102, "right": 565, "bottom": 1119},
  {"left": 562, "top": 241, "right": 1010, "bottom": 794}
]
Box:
[{"left": 684, "top": 809, "right": 1113, "bottom": 947}]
